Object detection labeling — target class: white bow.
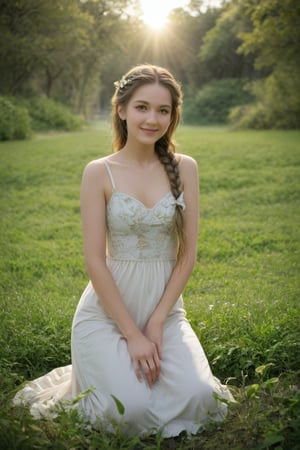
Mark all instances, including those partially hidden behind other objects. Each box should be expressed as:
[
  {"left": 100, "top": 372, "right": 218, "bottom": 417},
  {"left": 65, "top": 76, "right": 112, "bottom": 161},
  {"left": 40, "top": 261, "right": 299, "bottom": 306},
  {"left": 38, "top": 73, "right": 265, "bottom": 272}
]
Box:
[{"left": 173, "top": 192, "right": 186, "bottom": 211}]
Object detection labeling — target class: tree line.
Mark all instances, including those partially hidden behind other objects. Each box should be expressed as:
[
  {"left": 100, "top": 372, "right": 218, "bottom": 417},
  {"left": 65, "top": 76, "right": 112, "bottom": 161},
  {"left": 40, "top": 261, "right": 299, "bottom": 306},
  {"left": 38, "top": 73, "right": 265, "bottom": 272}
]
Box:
[{"left": 0, "top": 0, "right": 299, "bottom": 135}]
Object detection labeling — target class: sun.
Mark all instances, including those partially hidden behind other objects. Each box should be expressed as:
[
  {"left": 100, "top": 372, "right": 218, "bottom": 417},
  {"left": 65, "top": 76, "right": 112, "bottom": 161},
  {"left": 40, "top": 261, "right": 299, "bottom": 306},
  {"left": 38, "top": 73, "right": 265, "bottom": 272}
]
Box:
[
  {"left": 140, "top": 0, "right": 188, "bottom": 30},
  {"left": 140, "top": 0, "right": 169, "bottom": 30},
  {"left": 143, "top": 13, "right": 168, "bottom": 30},
  {"left": 139, "top": 1, "right": 223, "bottom": 30}
]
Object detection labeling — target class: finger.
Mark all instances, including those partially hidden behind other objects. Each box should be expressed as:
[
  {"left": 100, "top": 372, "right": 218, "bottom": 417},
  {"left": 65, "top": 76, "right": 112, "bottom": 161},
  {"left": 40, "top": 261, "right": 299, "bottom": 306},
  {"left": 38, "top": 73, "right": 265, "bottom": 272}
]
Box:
[
  {"left": 141, "top": 360, "right": 153, "bottom": 388},
  {"left": 150, "top": 343, "right": 161, "bottom": 377},
  {"left": 147, "top": 359, "right": 158, "bottom": 384},
  {"left": 133, "top": 360, "right": 143, "bottom": 383},
  {"left": 148, "top": 354, "right": 161, "bottom": 385},
  {"left": 151, "top": 340, "right": 162, "bottom": 361},
  {"left": 153, "top": 351, "right": 161, "bottom": 378}
]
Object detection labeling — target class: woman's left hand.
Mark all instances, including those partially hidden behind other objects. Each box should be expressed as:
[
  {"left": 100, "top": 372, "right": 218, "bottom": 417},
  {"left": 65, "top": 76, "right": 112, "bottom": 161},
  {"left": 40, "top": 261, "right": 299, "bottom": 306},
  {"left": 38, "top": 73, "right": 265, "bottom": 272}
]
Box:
[{"left": 143, "top": 318, "right": 163, "bottom": 361}]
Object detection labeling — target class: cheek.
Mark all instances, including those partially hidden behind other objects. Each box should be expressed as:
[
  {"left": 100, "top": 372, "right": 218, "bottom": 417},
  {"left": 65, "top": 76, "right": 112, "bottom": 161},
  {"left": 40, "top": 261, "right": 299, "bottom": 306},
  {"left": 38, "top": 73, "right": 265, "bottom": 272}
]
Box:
[
  {"left": 129, "top": 110, "right": 142, "bottom": 121},
  {"left": 163, "top": 117, "right": 172, "bottom": 129}
]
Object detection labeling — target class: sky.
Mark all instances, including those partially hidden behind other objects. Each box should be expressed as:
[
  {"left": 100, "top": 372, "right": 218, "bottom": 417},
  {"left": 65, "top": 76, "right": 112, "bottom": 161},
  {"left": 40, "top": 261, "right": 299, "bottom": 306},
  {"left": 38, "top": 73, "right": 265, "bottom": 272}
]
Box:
[{"left": 140, "top": 0, "right": 190, "bottom": 15}]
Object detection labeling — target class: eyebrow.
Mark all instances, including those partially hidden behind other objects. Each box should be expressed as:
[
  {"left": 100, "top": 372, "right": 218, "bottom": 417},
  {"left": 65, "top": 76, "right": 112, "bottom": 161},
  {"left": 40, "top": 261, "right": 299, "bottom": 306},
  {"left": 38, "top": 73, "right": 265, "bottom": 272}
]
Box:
[{"left": 133, "top": 100, "right": 171, "bottom": 108}]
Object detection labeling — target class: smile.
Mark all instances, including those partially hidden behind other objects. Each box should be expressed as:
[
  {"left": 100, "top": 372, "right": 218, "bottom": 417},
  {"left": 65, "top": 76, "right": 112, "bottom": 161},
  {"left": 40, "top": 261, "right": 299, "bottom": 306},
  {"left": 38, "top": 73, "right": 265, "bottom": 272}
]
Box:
[{"left": 140, "top": 128, "right": 158, "bottom": 133}]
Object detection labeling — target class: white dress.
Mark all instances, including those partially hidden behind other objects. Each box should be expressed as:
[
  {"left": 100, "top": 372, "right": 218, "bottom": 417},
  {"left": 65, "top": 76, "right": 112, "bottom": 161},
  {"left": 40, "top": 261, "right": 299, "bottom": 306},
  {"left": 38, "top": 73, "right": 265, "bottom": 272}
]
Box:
[{"left": 14, "top": 161, "right": 233, "bottom": 437}]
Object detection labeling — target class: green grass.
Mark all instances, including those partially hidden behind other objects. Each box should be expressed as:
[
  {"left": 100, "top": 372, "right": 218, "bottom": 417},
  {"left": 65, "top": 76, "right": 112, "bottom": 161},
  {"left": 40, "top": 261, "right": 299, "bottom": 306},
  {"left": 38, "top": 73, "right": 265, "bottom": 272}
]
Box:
[{"left": 0, "top": 123, "right": 299, "bottom": 449}]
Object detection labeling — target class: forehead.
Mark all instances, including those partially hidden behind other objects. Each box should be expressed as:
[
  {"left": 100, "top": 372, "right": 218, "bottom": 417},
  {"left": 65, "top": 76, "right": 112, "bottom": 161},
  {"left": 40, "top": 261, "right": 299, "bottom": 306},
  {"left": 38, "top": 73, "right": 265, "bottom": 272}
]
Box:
[{"left": 129, "top": 83, "right": 172, "bottom": 106}]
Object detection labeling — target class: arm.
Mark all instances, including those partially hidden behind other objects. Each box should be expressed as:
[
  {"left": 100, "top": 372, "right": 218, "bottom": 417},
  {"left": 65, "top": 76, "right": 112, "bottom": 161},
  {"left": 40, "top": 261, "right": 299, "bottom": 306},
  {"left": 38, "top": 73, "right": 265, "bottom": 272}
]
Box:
[
  {"left": 80, "top": 160, "right": 160, "bottom": 386},
  {"left": 144, "top": 155, "right": 199, "bottom": 355}
]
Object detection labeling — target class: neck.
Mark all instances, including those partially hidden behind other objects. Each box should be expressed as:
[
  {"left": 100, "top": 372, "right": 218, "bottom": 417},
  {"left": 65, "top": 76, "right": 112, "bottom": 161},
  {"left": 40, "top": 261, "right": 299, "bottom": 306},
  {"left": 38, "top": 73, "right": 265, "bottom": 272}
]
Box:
[{"left": 119, "top": 143, "right": 158, "bottom": 165}]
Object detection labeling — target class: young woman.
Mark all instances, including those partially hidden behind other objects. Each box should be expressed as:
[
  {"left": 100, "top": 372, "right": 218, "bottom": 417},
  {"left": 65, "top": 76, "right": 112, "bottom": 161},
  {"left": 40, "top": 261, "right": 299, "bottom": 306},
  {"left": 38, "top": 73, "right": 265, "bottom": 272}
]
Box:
[{"left": 14, "top": 64, "right": 233, "bottom": 437}]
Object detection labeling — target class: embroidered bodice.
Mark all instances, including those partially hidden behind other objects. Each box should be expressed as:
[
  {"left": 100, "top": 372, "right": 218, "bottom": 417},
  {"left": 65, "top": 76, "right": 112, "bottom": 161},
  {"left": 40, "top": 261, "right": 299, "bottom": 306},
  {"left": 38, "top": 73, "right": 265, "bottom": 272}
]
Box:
[{"left": 104, "top": 161, "right": 185, "bottom": 261}]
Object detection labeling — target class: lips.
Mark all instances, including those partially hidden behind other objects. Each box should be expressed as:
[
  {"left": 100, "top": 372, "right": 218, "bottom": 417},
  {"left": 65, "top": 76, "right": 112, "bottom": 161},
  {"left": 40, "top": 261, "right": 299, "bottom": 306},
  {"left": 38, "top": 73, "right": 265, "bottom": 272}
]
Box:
[{"left": 140, "top": 127, "right": 158, "bottom": 134}]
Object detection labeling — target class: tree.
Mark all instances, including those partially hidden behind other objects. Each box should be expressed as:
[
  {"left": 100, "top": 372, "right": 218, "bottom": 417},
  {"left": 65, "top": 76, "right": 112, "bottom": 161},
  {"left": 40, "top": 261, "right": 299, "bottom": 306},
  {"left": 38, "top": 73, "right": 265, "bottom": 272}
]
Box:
[
  {"left": 0, "top": 0, "right": 91, "bottom": 96},
  {"left": 234, "top": 0, "right": 300, "bottom": 128},
  {"left": 70, "top": 0, "right": 138, "bottom": 115},
  {"left": 168, "top": 6, "right": 221, "bottom": 87},
  {"left": 0, "top": 0, "right": 137, "bottom": 115},
  {"left": 199, "top": 1, "right": 255, "bottom": 81}
]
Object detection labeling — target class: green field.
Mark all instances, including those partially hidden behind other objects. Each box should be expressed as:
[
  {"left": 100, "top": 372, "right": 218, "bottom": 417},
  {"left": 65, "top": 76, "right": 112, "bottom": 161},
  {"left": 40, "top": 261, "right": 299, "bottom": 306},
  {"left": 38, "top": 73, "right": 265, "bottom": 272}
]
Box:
[{"left": 0, "top": 124, "right": 299, "bottom": 449}]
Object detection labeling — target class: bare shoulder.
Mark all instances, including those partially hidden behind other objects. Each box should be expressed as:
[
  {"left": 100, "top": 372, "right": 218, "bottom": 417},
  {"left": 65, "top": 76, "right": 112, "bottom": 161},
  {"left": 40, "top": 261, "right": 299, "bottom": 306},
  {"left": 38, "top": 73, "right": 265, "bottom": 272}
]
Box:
[
  {"left": 82, "top": 157, "right": 111, "bottom": 184},
  {"left": 83, "top": 157, "right": 107, "bottom": 175},
  {"left": 176, "top": 153, "right": 198, "bottom": 178}
]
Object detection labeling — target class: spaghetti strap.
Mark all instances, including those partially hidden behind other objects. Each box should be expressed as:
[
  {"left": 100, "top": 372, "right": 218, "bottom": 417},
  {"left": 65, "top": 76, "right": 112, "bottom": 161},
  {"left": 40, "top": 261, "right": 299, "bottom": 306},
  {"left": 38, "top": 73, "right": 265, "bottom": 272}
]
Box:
[{"left": 103, "top": 160, "right": 116, "bottom": 190}]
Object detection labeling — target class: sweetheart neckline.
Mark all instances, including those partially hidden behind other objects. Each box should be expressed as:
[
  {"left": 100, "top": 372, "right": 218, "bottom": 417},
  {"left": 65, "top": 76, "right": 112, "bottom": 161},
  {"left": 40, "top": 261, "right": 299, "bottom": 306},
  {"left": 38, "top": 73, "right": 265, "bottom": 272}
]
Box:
[{"left": 107, "top": 191, "right": 173, "bottom": 211}]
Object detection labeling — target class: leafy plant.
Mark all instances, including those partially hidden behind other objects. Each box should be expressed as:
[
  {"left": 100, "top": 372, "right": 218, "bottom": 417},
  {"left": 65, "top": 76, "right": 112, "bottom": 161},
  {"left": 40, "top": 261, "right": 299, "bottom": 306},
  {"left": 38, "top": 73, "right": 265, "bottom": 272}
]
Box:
[
  {"left": 183, "top": 78, "right": 253, "bottom": 125},
  {"left": 21, "top": 97, "right": 84, "bottom": 131},
  {"left": 0, "top": 96, "right": 31, "bottom": 141}
]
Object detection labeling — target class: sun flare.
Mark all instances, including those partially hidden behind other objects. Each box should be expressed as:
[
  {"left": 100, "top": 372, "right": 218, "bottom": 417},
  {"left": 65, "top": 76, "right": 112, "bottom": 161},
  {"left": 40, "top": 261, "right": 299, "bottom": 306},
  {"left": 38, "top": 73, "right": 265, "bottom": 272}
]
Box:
[
  {"left": 140, "top": 1, "right": 223, "bottom": 30},
  {"left": 140, "top": 0, "right": 188, "bottom": 30},
  {"left": 140, "top": 0, "right": 169, "bottom": 30}
]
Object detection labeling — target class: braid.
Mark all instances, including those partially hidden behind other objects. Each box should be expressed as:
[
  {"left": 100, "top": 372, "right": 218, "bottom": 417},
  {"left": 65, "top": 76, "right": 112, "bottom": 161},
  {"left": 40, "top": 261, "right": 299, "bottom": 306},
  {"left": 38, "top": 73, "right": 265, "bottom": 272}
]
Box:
[
  {"left": 155, "top": 143, "right": 186, "bottom": 261},
  {"left": 155, "top": 146, "right": 181, "bottom": 198}
]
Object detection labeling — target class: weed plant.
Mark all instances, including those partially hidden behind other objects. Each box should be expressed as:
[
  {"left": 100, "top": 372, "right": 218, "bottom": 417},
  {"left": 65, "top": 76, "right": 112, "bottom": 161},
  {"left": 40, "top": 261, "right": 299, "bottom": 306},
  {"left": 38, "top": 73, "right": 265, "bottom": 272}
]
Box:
[{"left": 0, "top": 124, "right": 299, "bottom": 449}]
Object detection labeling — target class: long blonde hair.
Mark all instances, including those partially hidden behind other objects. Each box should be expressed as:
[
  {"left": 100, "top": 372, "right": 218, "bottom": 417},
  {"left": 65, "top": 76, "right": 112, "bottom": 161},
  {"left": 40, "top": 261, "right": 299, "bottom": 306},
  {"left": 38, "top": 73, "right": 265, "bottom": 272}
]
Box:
[{"left": 111, "top": 64, "right": 185, "bottom": 260}]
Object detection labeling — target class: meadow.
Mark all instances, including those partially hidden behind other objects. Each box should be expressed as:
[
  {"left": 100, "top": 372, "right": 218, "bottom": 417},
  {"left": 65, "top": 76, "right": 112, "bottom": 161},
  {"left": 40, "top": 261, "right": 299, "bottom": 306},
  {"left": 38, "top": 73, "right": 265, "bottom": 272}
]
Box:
[{"left": 0, "top": 123, "right": 299, "bottom": 449}]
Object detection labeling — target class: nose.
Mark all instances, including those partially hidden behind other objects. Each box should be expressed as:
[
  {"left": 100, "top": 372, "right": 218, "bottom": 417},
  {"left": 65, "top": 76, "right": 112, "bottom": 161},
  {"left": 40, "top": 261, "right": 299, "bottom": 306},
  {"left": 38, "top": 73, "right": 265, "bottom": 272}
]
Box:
[{"left": 145, "top": 110, "right": 158, "bottom": 124}]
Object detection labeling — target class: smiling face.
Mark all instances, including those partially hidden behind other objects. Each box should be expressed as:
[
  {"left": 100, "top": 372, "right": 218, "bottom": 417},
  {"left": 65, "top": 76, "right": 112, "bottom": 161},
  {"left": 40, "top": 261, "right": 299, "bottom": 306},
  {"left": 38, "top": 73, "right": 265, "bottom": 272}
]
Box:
[
  {"left": 111, "top": 64, "right": 182, "bottom": 152},
  {"left": 118, "top": 83, "right": 172, "bottom": 149}
]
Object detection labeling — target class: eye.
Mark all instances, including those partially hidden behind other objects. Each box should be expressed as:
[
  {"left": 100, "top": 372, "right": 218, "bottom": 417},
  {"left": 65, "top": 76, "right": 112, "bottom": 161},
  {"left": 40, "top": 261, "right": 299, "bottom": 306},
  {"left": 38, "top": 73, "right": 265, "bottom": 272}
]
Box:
[
  {"left": 136, "top": 104, "right": 147, "bottom": 111},
  {"left": 160, "top": 108, "right": 170, "bottom": 115}
]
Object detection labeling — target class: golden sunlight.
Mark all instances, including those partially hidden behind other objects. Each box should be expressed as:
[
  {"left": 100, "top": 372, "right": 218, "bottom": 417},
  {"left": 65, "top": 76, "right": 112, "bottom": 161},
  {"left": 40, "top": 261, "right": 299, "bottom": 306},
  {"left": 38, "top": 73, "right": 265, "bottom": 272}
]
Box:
[{"left": 140, "top": 0, "right": 189, "bottom": 30}]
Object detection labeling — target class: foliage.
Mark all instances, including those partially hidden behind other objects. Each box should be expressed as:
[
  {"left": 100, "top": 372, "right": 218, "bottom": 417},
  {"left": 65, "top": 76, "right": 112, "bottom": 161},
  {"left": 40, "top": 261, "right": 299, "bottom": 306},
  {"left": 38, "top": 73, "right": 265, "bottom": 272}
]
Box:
[
  {"left": 232, "top": 0, "right": 300, "bottom": 129},
  {"left": 183, "top": 78, "right": 253, "bottom": 124},
  {"left": 167, "top": 7, "right": 221, "bottom": 87},
  {"left": 0, "top": 96, "right": 31, "bottom": 141},
  {"left": 20, "top": 97, "right": 85, "bottom": 131},
  {"left": 0, "top": 0, "right": 91, "bottom": 95},
  {"left": 0, "top": 0, "right": 136, "bottom": 115},
  {"left": 229, "top": 101, "right": 270, "bottom": 130},
  {"left": 238, "top": 0, "right": 300, "bottom": 73},
  {"left": 230, "top": 73, "right": 300, "bottom": 130},
  {"left": 0, "top": 96, "right": 84, "bottom": 139},
  {"left": 0, "top": 124, "right": 299, "bottom": 448},
  {"left": 200, "top": 2, "right": 255, "bottom": 81}
]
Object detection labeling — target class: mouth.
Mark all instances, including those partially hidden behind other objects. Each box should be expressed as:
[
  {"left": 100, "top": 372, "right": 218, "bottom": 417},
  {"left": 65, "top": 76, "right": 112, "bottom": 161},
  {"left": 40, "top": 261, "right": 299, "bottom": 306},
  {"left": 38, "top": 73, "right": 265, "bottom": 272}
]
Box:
[{"left": 140, "top": 127, "right": 158, "bottom": 134}]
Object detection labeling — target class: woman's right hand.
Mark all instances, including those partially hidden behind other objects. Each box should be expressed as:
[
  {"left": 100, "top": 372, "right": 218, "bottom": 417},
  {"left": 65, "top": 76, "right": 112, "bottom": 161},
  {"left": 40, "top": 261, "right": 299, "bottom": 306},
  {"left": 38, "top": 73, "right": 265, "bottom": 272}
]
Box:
[{"left": 126, "top": 332, "right": 160, "bottom": 388}]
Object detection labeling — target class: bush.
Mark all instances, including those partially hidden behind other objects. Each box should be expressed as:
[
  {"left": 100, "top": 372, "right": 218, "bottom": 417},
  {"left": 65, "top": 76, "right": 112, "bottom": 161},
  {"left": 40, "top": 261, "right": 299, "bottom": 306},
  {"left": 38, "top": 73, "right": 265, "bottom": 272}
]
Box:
[
  {"left": 229, "top": 74, "right": 300, "bottom": 129},
  {"left": 0, "top": 97, "right": 31, "bottom": 141},
  {"left": 183, "top": 78, "right": 254, "bottom": 125},
  {"left": 0, "top": 96, "right": 84, "bottom": 141},
  {"left": 22, "top": 97, "right": 84, "bottom": 131},
  {"left": 229, "top": 103, "right": 271, "bottom": 129}
]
